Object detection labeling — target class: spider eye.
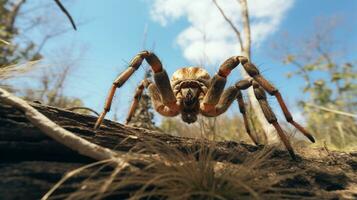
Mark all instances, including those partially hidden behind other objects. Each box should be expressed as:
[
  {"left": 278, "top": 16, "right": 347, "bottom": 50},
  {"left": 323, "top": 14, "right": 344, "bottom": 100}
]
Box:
[{"left": 182, "top": 88, "right": 198, "bottom": 107}]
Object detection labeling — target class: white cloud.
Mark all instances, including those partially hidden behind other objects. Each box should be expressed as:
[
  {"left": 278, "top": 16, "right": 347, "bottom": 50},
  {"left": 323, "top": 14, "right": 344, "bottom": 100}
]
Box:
[{"left": 149, "top": 0, "right": 294, "bottom": 65}]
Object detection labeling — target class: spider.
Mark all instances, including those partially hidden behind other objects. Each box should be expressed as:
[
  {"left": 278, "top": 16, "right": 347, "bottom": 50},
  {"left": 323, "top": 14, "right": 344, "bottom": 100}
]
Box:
[{"left": 94, "top": 51, "right": 315, "bottom": 160}]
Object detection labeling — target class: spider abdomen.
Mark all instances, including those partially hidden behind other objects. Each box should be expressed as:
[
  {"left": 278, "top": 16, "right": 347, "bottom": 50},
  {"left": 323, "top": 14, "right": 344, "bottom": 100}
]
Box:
[
  {"left": 171, "top": 67, "right": 210, "bottom": 100},
  {"left": 171, "top": 67, "right": 211, "bottom": 82}
]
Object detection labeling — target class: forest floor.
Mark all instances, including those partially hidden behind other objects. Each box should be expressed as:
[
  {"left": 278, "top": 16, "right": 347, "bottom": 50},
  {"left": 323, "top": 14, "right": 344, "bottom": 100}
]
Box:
[{"left": 0, "top": 102, "right": 356, "bottom": 200}]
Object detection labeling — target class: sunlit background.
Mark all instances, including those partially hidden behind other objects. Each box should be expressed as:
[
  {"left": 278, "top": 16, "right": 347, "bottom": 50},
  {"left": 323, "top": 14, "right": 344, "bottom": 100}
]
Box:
[
  {"left": 3, "top": 0, "right": 356, "bottom": 138},
  {"left": 2, "top": 2, "right": 357, "bottom": 199}
]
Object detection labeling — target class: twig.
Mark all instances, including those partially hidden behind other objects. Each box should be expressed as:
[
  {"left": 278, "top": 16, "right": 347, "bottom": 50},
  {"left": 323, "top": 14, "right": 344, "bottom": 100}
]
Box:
[
  {"left": 67, "top": 106, "right": 100, "bottom": 116},
  {"left": 304, "top": 103, "right": 357, "bottom": 118},
  {"left": 323, "top": 141, "right": 330, "bottom": 155},
  {"left": 54, "top": 0, "right": 77, "bottom": 30},
  {"left": 212, "top": 0, "right": 244, "bottom": 51},
  {"left": 6, "top": 0, "right": 26, "bottom": 32},
  {"left": 0, "top": 39, "right": 10, "bottom": 45}
]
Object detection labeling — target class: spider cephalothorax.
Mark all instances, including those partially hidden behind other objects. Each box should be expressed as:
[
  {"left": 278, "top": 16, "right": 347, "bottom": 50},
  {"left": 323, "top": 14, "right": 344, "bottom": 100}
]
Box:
[
  {"left": 172, "top": 67, "right": 210, "bottom": 123},
  {"left": 94, "top": 51, "right": 315, "bottom": 160}
]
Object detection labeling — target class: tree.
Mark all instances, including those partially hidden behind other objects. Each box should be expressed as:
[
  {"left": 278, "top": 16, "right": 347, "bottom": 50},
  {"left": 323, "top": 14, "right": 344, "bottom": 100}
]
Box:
[
  {"left": 0, "top": 0, "right": 41, "bottom": 66},
  {"left": 19, "top": 44, "right": 91, "bottom": 116},
  {"left": 0, "top": 0, "right": 88, "bottom": 113},
  {"left": 273, "top": 17, "right": 357, "bottom": 150},
  {"left": 212, "top": 0, "right": 275, "bottom": 143},
  {"left": 0, "top": 0, "right": 75, "bottom": 66}
]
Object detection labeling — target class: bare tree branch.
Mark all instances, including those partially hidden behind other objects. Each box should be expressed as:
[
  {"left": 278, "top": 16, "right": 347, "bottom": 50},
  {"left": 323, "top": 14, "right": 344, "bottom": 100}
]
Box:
[
  {"left": 19, "top": 2, "right": 53, "bottom": 15},
  {"left": 6, "top": 0, "right": 26, "bottom": 32},
  {"left": 46, "top": 61, "right": 71, "bottom": 104},
  {"left": 304, "top": 103, "right": 357, "bottom": 118},
  {"left": 31, "top": 25, "right": 75, "bottom": 58},
  {"left": 238, "top": 0, "right": 251, "bottom": 58},
  {"left": 212, "top": 0, "right": 244, "bottom": 51},
  {"left": 53, "top": 0, "right": 77, "bottom": 30}
]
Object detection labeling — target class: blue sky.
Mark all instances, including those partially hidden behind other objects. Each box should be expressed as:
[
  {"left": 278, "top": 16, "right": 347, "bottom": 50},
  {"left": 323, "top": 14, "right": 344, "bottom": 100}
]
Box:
[{"left": 16, "top": 0, "right": 357, "bottom": 122}]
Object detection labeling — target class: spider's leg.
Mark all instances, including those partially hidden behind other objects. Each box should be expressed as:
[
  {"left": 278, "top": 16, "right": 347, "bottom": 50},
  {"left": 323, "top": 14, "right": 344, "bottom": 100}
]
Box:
[
  {"left": 201, "top": 79, "right": 251, "bottom": 117},
  {"left": 125, "top": 79, "right": 150, "bottom": 124},
  {"left": 95, "top": 51, "right": 177, "bottom": 129},
  {"left": 200, "top": 57, "right": 260, "bottom": 144},
  {"left": 125, "top": 79, "right": 179, "bottom": 125},
  {"left": 200, "top": 77, "right": 259, "bottom": 145},
  {"left": 240, "top": 58, "right": 315, "bottom": 143},
  {"left": 201, "top": 86, "right": 237, "bottom": 116},
  {"left": 235, "top": 80, "right": 260, "bottom": 145},
  {"left": 252, "top": 81, "right": 296, "bottom": 160},
  {"left": 201, "top": 56, "right": 241, "bottom": 112},
  {"left": 147, "top": 82, "right": 180, "bottom": 117},
  {"left": 237, "top": 90, "right": 258, "bottom": 145}
]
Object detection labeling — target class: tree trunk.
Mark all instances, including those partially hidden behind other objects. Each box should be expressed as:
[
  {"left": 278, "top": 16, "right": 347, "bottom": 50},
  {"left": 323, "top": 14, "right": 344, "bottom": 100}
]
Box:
[{"left": 239, "top": 0, "right": 277, "bottom": 143}]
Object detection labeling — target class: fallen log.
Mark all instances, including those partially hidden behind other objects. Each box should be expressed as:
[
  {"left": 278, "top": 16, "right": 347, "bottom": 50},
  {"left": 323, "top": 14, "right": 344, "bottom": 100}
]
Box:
[
  {"left": 0, "top": 101, "right": 356, "bottom": 200},
  {"left": 0, "top": 102, "right": 262, "bottom": 163}
]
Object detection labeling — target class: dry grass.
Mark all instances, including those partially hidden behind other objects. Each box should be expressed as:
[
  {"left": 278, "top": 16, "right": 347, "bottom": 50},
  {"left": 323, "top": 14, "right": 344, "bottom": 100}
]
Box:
[
  {"left": 43, "top": 136, "right": 306, "bottom": 200},
  {"left": 303, "top": 105, "right": 357, "bottom": 152},
  {"left": 0, "top": 60, "right": 42, "bottom": 80},
  {"left": 0, "top": 38, "right": 10, "bottom": 45}
]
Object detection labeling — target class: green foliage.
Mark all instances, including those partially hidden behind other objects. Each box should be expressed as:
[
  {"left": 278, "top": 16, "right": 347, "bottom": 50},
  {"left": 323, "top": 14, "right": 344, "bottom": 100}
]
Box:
[
  {"left": 285, "top": 57, "right": 357, "bottom": 150},
  {"left": 0, "top": 0, "right": 41, "bottom": 67},
  {"left": 0, "top": 1, "right": 88, "bottom": 112},
  {"left": 285, "top": 57, "right": 356, "bottom": 111},
  {"left": 278, "top": 17, "right": 357, "bottom": 150},
  {"left": 302, "top": 105, "right": 357, "bottom": 151}
]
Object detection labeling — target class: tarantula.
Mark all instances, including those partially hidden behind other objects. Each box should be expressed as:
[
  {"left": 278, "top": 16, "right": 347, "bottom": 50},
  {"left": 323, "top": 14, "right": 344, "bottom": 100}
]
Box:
[{"left": 94, "top": 51, "right": 315, "bottom": 159}]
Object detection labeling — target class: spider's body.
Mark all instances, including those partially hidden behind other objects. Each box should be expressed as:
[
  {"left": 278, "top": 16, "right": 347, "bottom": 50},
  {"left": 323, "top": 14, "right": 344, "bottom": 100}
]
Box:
[
  {"left": 171, "top": 67, "right": 210, "bottom": 123},
  {"left": 94, "top": 51, "right": 315, "bottom": 160}
]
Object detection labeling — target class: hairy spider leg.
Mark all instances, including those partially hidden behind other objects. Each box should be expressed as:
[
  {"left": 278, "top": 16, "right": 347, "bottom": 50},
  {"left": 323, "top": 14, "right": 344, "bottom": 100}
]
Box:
[
  {"left": 240, "top": 59, "right": 315, "bottom": 143},
  {"left": 200, "top": 55, "right": 247, "bottom": 112},
  {"left": 251, "top": 81, "right": 296, "bottom": 160},
  {"left": 94, "top": 51, "right": 178, "bottom": 129},
  {"left": 201, "top": 55, "right": 314, "bottom": 159},
  {"left": 126, "top": 79, "right": 179, "bottom": 125},
  {"left": 200, "top": 57, "right": 259, "bottom": 145},
  {"left": 125, "top": 79, "right": 148, "bottom": 124},
  {"left": 236, "top": 81, "right": 259, "bottom": 146}
]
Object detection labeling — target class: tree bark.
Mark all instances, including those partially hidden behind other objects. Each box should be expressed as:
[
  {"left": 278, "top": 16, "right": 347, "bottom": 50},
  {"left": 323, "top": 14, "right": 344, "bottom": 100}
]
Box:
[
  {"left": 1, "top": 101, "right": 356, "bottom": 200},
  {"left": 0, "top": 101, "right": 261, "bottom": 163},
  {"left": 0, "top": 100, "right": 260, "bottom": 199}
]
